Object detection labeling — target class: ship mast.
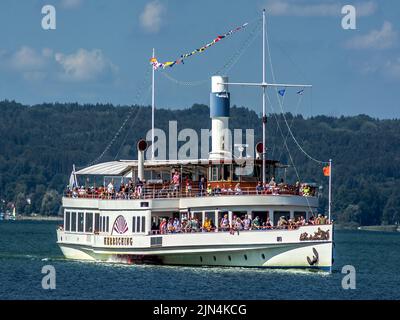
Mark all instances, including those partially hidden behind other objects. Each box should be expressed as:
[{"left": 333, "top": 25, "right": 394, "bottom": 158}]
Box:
[
  {"left": 151, "top": 48, "right": 156, "bottom": 160},
  {"left": 222, "top": 9, "right": 312, "bottom": 184}
]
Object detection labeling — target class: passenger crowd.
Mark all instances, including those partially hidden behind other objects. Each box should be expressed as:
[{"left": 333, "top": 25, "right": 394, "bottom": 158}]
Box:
[
  {"left": 66, "top": 170, "right": 316, "bottom": 199},
  {"left": 153, "top": 213, "right": 330, "bottom": 234}
]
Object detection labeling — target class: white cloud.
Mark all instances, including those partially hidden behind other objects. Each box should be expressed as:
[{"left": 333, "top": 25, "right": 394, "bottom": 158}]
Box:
[
  {"left": 0, "top": 46, "right": 55, "bottom": 81},
  {"left": 346, "top": 21, "right": 397, "bottom": 50},
  {"left": 266, "top": 0, "right": 376, "bottom": 17},
  {"left": 351, "top": 55, "right": 400, "bottom": 80},
  {"left": 140, "top": 1, "right": 165, "bottom": 33},
  {"left": 42, "top": 48, "right": 54, "bottom": 58},
  {"left": 0, "top": 46, "right": 118, "bottom": 83},
  {"left": 61, "top": 0, "right": 82, "bottom": 9},
  {"left": 55, "top": 49, "right": 117, "bottom": 82},
  {"left": 11, "top": 46, "right": 46, "bottom": 71}
]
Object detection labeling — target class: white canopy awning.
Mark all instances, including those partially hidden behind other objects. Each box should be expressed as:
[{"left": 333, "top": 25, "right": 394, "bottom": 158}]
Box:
[
  {"left": 74, "top": 157, "right": 263, "bottom": 176},
  {"left": 75, "top": 161, "right": 136, "bottom": 176}
]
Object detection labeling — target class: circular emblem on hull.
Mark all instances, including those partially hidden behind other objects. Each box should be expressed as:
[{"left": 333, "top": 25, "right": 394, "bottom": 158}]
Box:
[{"left": 112, "top": 215, "right": 128, "bottom": 235}]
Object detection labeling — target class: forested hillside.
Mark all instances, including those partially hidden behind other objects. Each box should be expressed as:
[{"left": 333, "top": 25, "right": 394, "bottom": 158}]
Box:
[{"left": 0, "top": 100, "right": 399, "bottom": 225}]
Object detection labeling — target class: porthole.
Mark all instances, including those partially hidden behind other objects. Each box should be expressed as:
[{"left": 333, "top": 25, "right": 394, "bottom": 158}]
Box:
[
  {"left": 244, "top": 254, "right": 248, "bottom": 260},
  {"left": 261, "top": 254, "right": 266, "bottom": 259}
]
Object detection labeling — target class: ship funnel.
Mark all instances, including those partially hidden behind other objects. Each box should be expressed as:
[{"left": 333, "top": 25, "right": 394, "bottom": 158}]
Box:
[
  {"left": 209, "top": 75, "right": 232, "bottom": 161},
  {"left": 137, "top": 139, "right": 148, "bottom": 181}
]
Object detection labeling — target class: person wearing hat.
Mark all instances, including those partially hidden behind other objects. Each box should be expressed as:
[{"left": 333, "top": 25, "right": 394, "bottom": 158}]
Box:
[{"left": 277, "top": 216, "right": 288, "bottom": 229}]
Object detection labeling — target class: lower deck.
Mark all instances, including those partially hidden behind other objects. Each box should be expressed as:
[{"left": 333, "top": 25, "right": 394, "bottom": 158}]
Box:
[{"left": 57, "top": 224, "right": 333, "bottom": 270}]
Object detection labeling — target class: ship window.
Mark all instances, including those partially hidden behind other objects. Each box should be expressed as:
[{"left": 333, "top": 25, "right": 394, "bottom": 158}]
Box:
[
  {"left": 213, "top": 256, "right": 216, "bottom": 261},
  {"left": 261, "top": 254, "right": 266, "bottom": 260},
  {"left": 151, "top": 237, "right": 162, "bottom": 246},
  {"left": 211, "top": 166, "right": 219, "bottom": 181},
  {"left": 132, "top": 217, "right": 136, "bottom": 233},
  {"left": 200, "top": 256, "right": 203, "bottom": 262},
  {"left": 85, "top": 212, "right": 93, "bottom": 232},
  {"left": 99, "top": 215, "right": 102, "bottom": 232},
  {"left": 65, "top": 211, "right": 70, "bottom": 231},
  {"left": 244, "top": 254, "right": 248, "bottom": 260},
  {"left": 78, "top": 212, "right": 84, "bottom": 232},
  {"left": 136, "top": 217, "right": 140, "bottom": 233},
  {"left": 228, "top": 256, "right": 232, "bottom": 261},
  {"left": 94, "top": 213, "right": 100, "bottom": 232},
  {"left": 102, "top": 216, "right": 106, "bottom": 232},
  {"left": 106, "top": 217, "right": 109, "bottom": 233},
  {"left": 294, "top": 211, "right": 306, "bottom": 220},
  {"left": 71, "top": 212, "right": 76, "bottom": 232},
  {"left": 273, "top": 211, "right": 290, "bottom": 226},
  {"left": 141, "top": 216, "right": 145, "bottom": 233}
]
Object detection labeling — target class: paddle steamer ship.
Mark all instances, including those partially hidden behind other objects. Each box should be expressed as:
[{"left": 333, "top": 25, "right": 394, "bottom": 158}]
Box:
[{"left": 56, "top": 10, "right": 333, "bottom": 271}]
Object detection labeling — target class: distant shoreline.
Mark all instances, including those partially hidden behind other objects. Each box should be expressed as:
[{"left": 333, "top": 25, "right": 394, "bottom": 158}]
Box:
[
  {"left": 335, "top": 223, "right": 400, "bottom": 232},
  {"left": 16, "top": 215, "right": 62, "bottom": 222}
]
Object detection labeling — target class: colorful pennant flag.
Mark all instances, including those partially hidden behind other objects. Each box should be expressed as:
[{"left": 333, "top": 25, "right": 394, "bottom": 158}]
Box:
[
  {"left": 278, "top": 89, "right": 286, "bottom": 97},
  {"left": 297, "top": 89, "right": 304, "bottom": 95},
  {"left": 323, "top": 165, "right": 330, "bottom": 177},
  {"left": 150, "top": 22, "right": 249, "bottom": 70}
]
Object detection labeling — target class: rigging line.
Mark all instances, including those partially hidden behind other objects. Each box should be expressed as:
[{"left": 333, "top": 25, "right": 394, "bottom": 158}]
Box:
[
  {"left": 216, "top": 18, "right": 262, "bottom": 75},
  {"left": 159, "top": 71, "right": 208, "bottom": 86},
  {"left": 159, "top": 18, "right": 262, "bottom": 87},
  {"left": 265, "top": 18, "right": 328, "bottom": 165},
  {"left": 270, "top": 111, "right": 280, "bottom": 159},
  {"left": 270, "top": 38, "right": 311, "bottom": 84},
  {"left": 266, "top": 93, "right": 299, "bottom": 178},
  {"left": 113, "top": 85, "right": 152, "bottom": 160},
  {"left": 277, "top": 94, "right": 304, "bottom": 161},
  {"left": 270, "top": 90, "right": 287, "bottom": 160},
  {"left": 87, "top": 68, "right": 152, "bottom": 166},
  {"left": 267, "top": 91, "right": 315, "bottom": 214}
]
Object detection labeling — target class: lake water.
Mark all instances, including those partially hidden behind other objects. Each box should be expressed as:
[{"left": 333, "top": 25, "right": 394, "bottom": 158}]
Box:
[{"left": 0, "top": 221, "right": 399, "bottom": 300}]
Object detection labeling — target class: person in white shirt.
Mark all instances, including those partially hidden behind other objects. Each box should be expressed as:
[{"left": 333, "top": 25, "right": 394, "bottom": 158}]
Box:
[{"left": 243, "top": 214, "right": 252, "bottom": 230}]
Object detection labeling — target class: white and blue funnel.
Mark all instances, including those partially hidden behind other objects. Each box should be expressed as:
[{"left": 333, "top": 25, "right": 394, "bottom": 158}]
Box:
[{"left": 209, "top": 75, "right": 232, "bottom": 161}]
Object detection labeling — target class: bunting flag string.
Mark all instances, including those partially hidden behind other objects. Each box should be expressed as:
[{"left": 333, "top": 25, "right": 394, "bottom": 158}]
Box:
[{"left": 150, "top": 22, "right": 249, "bottom": 70}]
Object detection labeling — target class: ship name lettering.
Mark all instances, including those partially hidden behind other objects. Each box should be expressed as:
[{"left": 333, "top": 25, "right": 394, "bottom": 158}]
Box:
[{"left": 104, "top": 237, "right": 133, "bottom": 246}]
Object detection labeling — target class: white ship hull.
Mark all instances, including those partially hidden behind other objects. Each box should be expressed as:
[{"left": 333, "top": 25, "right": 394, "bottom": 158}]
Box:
[{"left": 57, "top": 225, "right": 333, "bottom": 271}]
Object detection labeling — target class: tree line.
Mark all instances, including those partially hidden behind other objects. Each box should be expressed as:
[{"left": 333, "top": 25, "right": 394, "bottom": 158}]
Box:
[{"left": 0, "top": 100, "right": 399, "bottom": 225}]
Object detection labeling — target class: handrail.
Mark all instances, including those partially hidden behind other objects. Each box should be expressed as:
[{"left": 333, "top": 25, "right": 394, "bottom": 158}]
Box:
[
  {"left": 64, "top": 184, "right": 317, "bottom": 200},
  {"left": 149, "top": 223, "right": 332, "bottom": 235}
]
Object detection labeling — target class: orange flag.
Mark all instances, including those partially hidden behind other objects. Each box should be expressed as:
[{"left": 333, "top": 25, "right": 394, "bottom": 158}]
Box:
[{"left": 323, "top": 165, "right": 330, "bottom": 177}]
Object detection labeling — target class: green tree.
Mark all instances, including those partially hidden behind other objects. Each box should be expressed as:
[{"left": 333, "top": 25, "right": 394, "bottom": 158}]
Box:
[
  {"left": 339, "top": 204, "right": 362, "bottom": 225},
  {"left": 382, "top": 193, "right": 400, "bottom": 225},
  {"left": 40, "top": 190, "right": 61, "bottom": 216}
]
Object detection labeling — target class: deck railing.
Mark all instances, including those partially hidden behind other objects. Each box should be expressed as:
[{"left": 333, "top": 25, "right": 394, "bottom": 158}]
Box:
[
  {"left": 149, "top": 223, "right": 332, "bottom": 235},
  {"left": 64, "top": 184, "right": 317, "bottom": 201}
]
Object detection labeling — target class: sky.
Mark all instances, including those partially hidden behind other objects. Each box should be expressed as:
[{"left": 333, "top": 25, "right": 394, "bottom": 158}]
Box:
[{"left": 0, "top": 0, "right": 399, "bottom": 119}]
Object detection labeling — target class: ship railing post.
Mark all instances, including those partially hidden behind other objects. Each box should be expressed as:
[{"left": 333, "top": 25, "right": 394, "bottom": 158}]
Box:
[{"left": 328, "top": 158, "right": 332, "bottom": 223}]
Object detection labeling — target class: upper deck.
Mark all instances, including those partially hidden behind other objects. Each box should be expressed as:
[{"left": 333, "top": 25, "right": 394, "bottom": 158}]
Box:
[
  {"left": 67, "top": 158, "right": 318, "bottom": 207},
  {"left": 63, "top": 184, "right": 319, "bottom": 214}
]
